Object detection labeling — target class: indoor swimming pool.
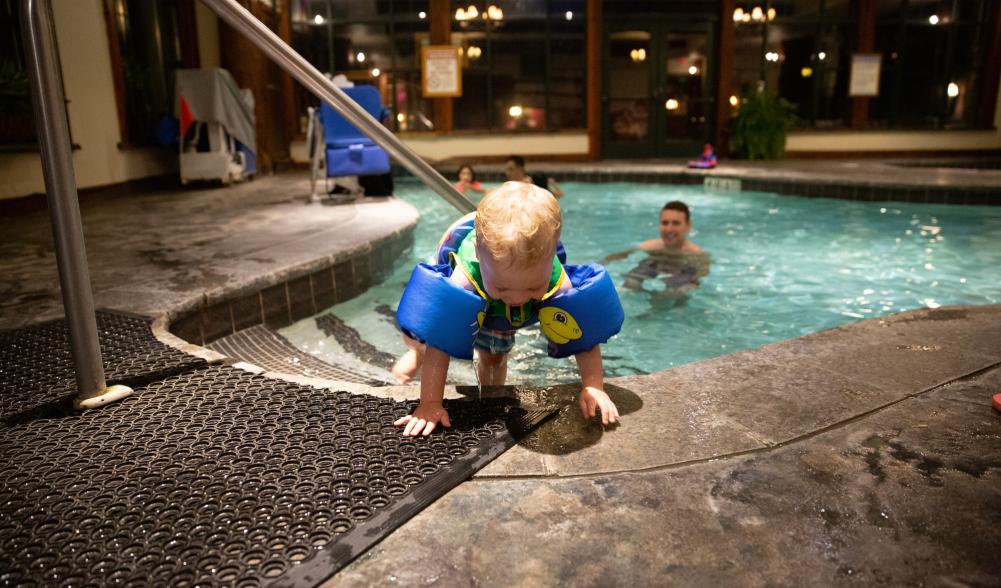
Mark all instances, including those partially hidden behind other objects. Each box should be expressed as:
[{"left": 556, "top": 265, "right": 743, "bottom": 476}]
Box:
[{"left": 280, "top": 180, "right": 1001, "bottom": 383}]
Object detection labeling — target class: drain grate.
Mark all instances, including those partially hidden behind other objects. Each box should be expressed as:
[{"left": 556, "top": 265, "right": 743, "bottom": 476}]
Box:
[
  {"left": 0, "top": 364, "right": 553, "bottom": 587},
  {"left": 0, "top": 311, "right": 206, "bottom": 420}
]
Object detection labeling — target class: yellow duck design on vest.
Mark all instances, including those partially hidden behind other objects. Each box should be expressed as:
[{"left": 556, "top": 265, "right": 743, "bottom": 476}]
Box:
[{"left": 538, "top": 307, "right": 582, "bottom": 344}]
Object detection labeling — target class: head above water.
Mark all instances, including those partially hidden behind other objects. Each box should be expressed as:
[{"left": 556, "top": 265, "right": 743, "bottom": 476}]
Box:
[
  {"left": 475, "top": 181, "right": 561, "bottom": 305},
  {"left": 504, "top": 155, "right": 527, "bottom": 181},
  {"left": 660, "top": 200, "right": 692, "bottom": 249},
  {"left": 457, "top": 163, "right": 476, "bottom": 183}
]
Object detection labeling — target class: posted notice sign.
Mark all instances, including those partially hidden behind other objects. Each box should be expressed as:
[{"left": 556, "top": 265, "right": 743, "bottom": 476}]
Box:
[
  {"left": 422, "top": 45, "right": 462, "bottom": 97},
  {"left": 849, "top": 53, "right": 881, "bottom": 97}
]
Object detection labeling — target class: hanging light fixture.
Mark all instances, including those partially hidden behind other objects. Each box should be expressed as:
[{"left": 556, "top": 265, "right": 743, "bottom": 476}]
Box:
[{"left": 630, "top": 48, "right": 647, "bottom": 63}]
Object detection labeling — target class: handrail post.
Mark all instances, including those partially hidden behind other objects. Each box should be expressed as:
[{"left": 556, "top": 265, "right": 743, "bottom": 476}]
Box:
[
  {"left": 20, "top": 0, "right": 132, "bottom": 409},
  {"left": 199, "top": 0, "right": 476, "bottom": 215}
]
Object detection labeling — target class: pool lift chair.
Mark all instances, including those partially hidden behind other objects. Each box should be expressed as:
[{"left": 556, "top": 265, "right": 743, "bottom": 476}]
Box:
[{"left": 306, "top": 84, "right": 391, "bottom": 201}]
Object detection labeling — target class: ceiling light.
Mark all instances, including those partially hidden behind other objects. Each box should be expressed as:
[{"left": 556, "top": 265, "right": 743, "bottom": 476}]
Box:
[
  {"left": 928, "top": 14, "right": 939, "bottom": 25},
  {"left": 688, "top": 66, "right": 698, "bottom": 75},
  {"left": 356, "top": 52, "right": 366, "bottom": 63},
  {"left": 566, "top": 11, "right": 573, "bottom": 20},
  {"left": 947, "top": 82, "right": 959, "bottom": 97},
  {"left": 509, "top": 105, "right": 523, "bottom": 117},
  {"left": 371, "top": 68, "right": 380, "bottom": 77},
  {"left": 418, "top": 11, "right": 426, "bottom": 19},
  {"left": 665, "top": 99, "right": 679, "bottom": 111},
  {"left": 313, "top": 14, "right": 324, "bottom": 24}
]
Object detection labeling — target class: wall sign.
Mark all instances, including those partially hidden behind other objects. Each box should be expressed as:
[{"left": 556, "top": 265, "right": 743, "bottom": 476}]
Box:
[
  {"left": 849, "top": 53, "right": 882, "bottom": 97},
  {"left": 422, "top": 45, "right": 463, "bottom": 98}
]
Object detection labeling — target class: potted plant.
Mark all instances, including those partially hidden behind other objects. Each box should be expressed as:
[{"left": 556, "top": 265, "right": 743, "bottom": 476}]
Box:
[{"left": 729, "top": 91, "right": 796, "bottom": 160}]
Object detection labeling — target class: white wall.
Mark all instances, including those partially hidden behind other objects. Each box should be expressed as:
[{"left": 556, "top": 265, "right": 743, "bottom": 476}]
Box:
[
  {"left": 290, "top": 132, "right": 590, "bottom": 165},
  {"left": 786, "top": 129, "right": 1001, "bottom": 152},
  {"left": 787, "top": 85, "right": 1001, "bottom": 153},
  {"left": 196, "top": 1, "right": 221, "bottom": 69}
]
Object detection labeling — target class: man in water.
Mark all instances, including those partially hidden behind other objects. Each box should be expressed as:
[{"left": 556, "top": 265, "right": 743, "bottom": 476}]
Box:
[
  {"left": 602, "top": 200, "right": 709, "bottom": 292},
  {"left": 504, "top": 155, "right": 564, "bottom": 199}
]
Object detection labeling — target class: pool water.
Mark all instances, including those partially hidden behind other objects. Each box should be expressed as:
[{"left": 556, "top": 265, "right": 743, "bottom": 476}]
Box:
[{"left": 280, "top": 180, "right": 1001, "bottom": 383}]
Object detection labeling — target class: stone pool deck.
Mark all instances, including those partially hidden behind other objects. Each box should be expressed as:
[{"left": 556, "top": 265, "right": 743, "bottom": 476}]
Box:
[{"left": 2, "top": 165, "right": 999, "bottom": 585}]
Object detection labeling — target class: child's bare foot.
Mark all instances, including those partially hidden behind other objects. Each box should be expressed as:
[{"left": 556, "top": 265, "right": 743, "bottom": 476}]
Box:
[{"left": 392, "top": 349, "right": 421, "bottom": 384}]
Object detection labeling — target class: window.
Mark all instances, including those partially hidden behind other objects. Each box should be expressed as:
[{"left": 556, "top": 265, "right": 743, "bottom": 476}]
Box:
[
  {"left": 733, "top": 0, "right": 992, "bottom": 129},
  {"left": 291, "top": 0, "right": 430, "bottom": 133},
  {"left": 0, "top": 0, "right": 47, "bottom": 148},
  {"left": 733, "top": 0, "right": 854, "bottom": 128},
  {"left": 872, "top": 0, "right": 990, "bottom": 129},
  {"left": 452, "top": 0, "right": 586, "bottom": 132},
  {"left": 104, "top": 0, "right": 191, "bottom": 146}
]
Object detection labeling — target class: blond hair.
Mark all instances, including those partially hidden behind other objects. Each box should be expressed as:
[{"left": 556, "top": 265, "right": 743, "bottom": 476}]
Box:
[{"left": 475, "top": 181, "right": 561, "bottom": 265}]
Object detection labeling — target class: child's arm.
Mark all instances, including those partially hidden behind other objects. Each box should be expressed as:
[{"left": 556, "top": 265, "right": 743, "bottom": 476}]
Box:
[
  {"left": 394, "top": 268, "right": 473, "bottom": 436},
  {"left": 574, "top": 345, "right": 620, "bottom": 426},
  {"left": 394, "top": 347, "right": 452, "bottom": 436}
]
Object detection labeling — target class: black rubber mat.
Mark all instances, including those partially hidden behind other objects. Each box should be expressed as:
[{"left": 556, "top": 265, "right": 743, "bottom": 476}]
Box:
[
  {"left": 208, "top": 325, "right": 389, "bottom": 385},
  {"left": 0, "top": 310, "right": 206, "bottom": 421},
  {"left": 0, "top": 364, "right": 554, "bottom": 587}
]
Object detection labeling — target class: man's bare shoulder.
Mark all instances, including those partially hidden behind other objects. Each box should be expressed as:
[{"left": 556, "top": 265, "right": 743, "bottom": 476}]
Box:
[
  {"left": 682, "top": 240, "right": 704, "bottom": 254},
  {"left": 638, "top": 239, "right": 665, "bottom": 252}
]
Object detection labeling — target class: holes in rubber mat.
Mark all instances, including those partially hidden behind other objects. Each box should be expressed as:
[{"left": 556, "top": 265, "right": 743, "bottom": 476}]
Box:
[{"left": 1, "top": 364, "right": 552, "bottom": 586}]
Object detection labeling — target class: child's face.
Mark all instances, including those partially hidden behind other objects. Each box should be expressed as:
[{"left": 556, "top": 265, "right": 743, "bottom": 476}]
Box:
[
  {"left": 477, "top": 248, "right": 553, "bottom": 306},
  {"left": 459, "top": 168, "right": 473, "bottom": 183},
  {"left": 659, "top": 209, "right": 691, "bottom": 249}
]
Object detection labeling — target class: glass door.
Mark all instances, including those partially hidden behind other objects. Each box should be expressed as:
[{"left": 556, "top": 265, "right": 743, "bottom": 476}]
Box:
[
  {"left": 604, "top": 27, "right": 656, "bottom": 157},
  {"left": 660, "top": 29, "right": 714, "bottom": 156},
  {"left": 603, "top": 22, "right": 715, "bottom": 158}
]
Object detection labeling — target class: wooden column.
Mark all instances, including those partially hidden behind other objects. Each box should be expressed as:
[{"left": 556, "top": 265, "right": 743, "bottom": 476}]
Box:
[
  {"left": 851, "top": 0, "right": 877, "bottom": 129},
  {"left": 586, "top": 0, "right": 602, "bottom": 160},
  {"left": 976, "top": 0, "right": 1001, "bottom": 129},
  {"left": 220, "top": 0, "right": 290, "bottom": 172},
  {"left": 177, "top": 0, "right": 201, "bottom": 68},
  {"left": 715, "top": 0, "right": 735, "bottom": 156},
  {"left": 430, "top": 0, "right": 453, "bottom": 132},
  {"left": 277, "top": 0, "right": 299, "bottom": 140}
]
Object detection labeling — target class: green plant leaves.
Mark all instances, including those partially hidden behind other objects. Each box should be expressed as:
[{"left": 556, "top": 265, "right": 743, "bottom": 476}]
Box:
[{"left": 729, "top": 92, "right": 797, "bottom": 160}]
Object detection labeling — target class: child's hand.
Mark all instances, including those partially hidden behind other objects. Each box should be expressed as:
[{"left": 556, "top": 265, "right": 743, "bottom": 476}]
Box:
[
  {"left": 578, "top": 386, "right": 620, "bottom": 426},
  {"left": 394, "top": 401, "right": 452, "bottom": 436}
]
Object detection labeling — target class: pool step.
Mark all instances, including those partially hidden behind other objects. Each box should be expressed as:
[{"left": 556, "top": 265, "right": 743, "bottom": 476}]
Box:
[{"left": 208, "top": 324, "right": 392, "bottom": 385}]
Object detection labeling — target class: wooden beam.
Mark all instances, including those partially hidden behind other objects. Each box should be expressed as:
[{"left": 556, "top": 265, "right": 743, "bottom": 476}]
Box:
[
  {"left": 851, "top": 0, "right": 877, "bottom": 130},
  {"left": 177, "top": 0, "right": 201, "bottom": 68},
  {"left": 977, "top": 0, "right": 1001, "bottom": 129},
  {"left": 277, "top": 0, "right": 299, "bottom": 139},
  {"left": 430, "top": 0, "right": 453, "bottom": 133},
  {"left": 100, "top": 0, "right": 130, "bottom": 145},
  {"left": 715, "top": 0, "right": 735, "bottom": 156},
  {"left": 586, "top": 0, "right": 602, "bottom": 160}
]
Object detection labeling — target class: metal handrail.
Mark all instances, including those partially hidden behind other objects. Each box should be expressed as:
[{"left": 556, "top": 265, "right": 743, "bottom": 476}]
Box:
[
  {"left": 200, "top": 0, "right": 476, "bottom": 214},
  {"left": 20, "top": 0, "right": 108, "bottom": 403}
]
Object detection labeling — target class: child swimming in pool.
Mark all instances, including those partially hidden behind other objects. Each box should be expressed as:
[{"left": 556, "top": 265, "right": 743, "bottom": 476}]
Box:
[
  {"left": 392, "top": 181, "right": 624, "bottom": 436},
  {"left": 602, "top": 200, "right": 710, "bottom": 294},
  {"left": 454, "top": 163, "right": 486, "bottom": 195}
]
